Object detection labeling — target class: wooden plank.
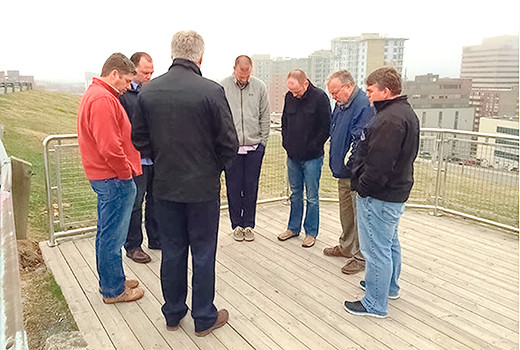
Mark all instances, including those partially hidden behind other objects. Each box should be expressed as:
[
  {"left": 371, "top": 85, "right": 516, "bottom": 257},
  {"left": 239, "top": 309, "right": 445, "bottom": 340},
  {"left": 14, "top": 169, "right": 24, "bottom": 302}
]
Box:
[
  {"left": 39, "top": 242, "right": 115, "bottom": 350},
  {"left": 256, "top": 204, "right": 513, "bottom": 350},
  {"left": 57, "top": 239, "right": 143, "bottom": 349}
]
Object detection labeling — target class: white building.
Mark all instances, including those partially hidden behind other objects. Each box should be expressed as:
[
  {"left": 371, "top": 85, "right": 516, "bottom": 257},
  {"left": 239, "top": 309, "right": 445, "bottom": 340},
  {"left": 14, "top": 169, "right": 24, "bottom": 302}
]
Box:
[{"left": 477, "top": 117, "right": 519, "bottom": 169}]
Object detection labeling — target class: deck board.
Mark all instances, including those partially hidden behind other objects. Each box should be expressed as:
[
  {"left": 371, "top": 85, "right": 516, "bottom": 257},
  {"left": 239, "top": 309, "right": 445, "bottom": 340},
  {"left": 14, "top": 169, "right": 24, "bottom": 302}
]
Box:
[{"left": 40, "top": 202, "right": 519, "bottom": 350}]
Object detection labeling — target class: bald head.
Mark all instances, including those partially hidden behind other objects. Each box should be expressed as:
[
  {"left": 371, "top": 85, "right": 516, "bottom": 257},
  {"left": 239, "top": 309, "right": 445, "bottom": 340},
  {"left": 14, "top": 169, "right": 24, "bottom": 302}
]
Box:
[{"left": 233, "top": 55, "right": 252, "bottom": 83}]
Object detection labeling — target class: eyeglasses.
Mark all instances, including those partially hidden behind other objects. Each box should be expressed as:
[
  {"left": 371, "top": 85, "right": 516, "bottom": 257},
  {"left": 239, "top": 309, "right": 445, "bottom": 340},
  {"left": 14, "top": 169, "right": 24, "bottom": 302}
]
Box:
[{"left": 329, "top": 85, "right": 346, "bottom": 96}]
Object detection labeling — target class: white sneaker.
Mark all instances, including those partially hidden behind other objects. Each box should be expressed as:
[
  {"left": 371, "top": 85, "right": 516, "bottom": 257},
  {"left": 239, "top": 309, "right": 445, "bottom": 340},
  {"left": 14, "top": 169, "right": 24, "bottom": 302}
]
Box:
[
  {"left": 233, "top": 227, "right": 244, "bottom": 241},
  {"left": 243, "top": 227, "right": 255, "bottom": 241}
]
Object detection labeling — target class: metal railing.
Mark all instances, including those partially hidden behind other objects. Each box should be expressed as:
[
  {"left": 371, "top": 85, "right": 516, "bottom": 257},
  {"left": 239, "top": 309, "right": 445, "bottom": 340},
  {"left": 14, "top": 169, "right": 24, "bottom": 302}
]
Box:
[
  {"left": 0, "top": 139, "right": 29, "bottom": 350},
  {"left": 43, "top": 127, "right": 519, "bottom": 245}
]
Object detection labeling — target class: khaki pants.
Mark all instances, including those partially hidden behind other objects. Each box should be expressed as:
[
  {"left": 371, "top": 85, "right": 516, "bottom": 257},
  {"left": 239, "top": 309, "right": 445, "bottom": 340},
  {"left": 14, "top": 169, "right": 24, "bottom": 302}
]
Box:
[{"left": 338, "top": 178, "right": 364, "bottom": 261}]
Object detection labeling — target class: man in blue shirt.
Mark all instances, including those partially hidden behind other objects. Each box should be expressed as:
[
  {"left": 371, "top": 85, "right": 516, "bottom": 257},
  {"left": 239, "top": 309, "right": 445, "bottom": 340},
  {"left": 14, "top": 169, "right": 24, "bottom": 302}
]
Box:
[{"left": 323, "top": 70, "right": 375, "bottom": 274}]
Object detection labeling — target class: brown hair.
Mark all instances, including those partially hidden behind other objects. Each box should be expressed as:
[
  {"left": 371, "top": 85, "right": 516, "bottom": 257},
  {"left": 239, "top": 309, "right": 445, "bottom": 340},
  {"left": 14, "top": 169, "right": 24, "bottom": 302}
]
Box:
[
  {"left": 100, "top": 53, "right": 135, "bottom": 77},
  {"left": 287, "top": 69, "right": 308, "bottom": 85},
  {"left": 129, "top": 52, "right": 152, "bottom": 67},
  {"left": 366, "top": 67, "right": 402, "bottom": 95}
]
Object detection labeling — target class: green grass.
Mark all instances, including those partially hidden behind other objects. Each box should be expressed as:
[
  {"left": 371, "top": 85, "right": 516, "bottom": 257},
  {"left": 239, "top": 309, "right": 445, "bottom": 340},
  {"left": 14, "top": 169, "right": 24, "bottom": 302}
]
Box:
[{"left": 1, "top": 90, "right": 81, "bottom": 240}]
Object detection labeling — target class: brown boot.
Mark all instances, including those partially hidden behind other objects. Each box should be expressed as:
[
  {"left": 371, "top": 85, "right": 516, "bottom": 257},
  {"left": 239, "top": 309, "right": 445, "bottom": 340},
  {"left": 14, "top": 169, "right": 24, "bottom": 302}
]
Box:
[
  {"left": 194, "top": 309, "right": 229, "bottom": 337},
  {"left": 103, "top": 287, "right": 145, "bottom": 304},
  {"left": 126, "top": 248, "right": 151, "bottom": 264},
  {"left": 323, "top": 245, "right": 351, "bottom": 258},
  {"left": 341, "top": 258, "right": 365, "bottom": 275}
]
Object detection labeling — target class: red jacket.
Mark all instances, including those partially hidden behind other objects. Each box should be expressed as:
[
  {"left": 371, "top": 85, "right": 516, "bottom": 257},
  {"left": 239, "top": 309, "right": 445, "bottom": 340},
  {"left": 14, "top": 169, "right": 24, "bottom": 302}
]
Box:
[{"left": 77, "top": 78, "right": 142, "bottom": 180}]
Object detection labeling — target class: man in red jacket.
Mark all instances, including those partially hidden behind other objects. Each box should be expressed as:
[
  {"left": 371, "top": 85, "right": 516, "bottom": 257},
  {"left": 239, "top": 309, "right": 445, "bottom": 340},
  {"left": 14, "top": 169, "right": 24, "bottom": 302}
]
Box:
[{"left": 77, "top": 52, "right": 145, "bottom": 304}]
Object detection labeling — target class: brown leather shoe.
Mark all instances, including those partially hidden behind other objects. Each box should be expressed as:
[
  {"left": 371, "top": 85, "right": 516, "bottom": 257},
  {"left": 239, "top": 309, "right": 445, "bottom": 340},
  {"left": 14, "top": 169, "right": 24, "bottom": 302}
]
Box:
[
  {"left": 341, "top": 258, "right": 365, "bottom": 275},
  {"left": 278, "top": 229, "right": 297, "bottom": 241},
  {"left": 126, "top": 248, "right": 151, "bottom": 264},
  {"left": 302, "top": 235, "right": 316, "bottom": 248},
  {"left": 103, "top": 287, "right": 145, "bottom": 304},
  {"left": 323, "top": 245, "right": 351, "bottom": 258},
  {"left": 125, "top": 279, "right": 139, "bottom": 289},
  {"left": 194, "top": 309, "right": 229, "bottom": 337}
]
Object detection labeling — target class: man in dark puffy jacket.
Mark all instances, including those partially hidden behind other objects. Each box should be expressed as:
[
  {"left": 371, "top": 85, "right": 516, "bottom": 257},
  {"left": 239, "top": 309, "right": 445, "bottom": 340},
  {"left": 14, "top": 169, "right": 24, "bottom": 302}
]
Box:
[
  {"left": 323, "top": 70, "right": 374, "bottom": 275},
  {"left": 278, "top": 69, "right": 330, "bottom": 248},
  {"left": 132, "top": 30, "right": 238, "bottom": 337},
  {"left": 344, "top": 67, "right": 419, "bottom": 318}
]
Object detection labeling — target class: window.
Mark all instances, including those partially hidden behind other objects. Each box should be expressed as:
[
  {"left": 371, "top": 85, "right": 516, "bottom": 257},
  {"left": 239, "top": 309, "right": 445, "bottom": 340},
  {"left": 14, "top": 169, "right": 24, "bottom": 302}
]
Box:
[
  {"left": 438, "top": 111, "right": 443, "bottom": 128},
  {"left": 453, "top": 111, "right": 459, "bottom": 129},
  {"left": 422, "top": 111, "right": 427, "bottom": 126},
  {"left": 497, "top": 127, "right": 519, "bottom": 136}
]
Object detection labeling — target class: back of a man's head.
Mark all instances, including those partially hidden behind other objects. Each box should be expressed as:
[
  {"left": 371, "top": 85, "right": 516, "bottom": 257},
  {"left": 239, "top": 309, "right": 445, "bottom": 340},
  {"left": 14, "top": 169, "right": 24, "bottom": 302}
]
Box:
[
  {"left": 366, "top": 67, "right": 402, "bottom": 96},
  {"left": 171, "top": 30, "right": 204, "bottom": 63},
  {"left": 100, "top": 53, "right": 135, "bottom": 77}
]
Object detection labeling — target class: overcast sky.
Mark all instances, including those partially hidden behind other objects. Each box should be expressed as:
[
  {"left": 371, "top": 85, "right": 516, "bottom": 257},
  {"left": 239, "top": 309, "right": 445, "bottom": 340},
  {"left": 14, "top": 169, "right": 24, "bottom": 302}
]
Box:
[{"left": 1, "top": 0, "right": 518, "bottom": 83}]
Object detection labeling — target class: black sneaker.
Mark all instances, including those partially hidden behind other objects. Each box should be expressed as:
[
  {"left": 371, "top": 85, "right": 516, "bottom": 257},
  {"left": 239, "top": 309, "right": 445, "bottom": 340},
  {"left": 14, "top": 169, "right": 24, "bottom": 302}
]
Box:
[
  {"left": 343, "top": 300, "right": 388, "bottom": 318},
  {"left": 360, "top": 280, "right": 400, "bottom": 300}
]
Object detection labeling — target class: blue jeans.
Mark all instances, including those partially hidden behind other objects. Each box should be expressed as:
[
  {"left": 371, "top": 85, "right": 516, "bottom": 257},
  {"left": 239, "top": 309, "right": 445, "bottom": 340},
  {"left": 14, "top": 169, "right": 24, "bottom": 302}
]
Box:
[
  {"left": 126, "top": 164, "right": 160, "bottom": 251},
  {"left": 90, "top": 178, "right": 136, "bottom": 298},
  {"left": 155, "top": 198, "right": 219, "bottom": 333},
  {"left": 225, "top": 144, "right": 265, "bottom": 229},
  {"left": 356, "top": 194, "right": 405, "bottom": 316},
  {"left": 286, "top": 156, "right": 323, "bottom": 237}
]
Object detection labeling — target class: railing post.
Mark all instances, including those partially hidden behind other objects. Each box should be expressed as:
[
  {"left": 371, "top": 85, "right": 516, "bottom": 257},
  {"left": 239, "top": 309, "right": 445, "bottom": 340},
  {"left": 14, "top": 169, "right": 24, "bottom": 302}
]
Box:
[{"left": 433, "top": 131, "right": 445, "bottom": 216}]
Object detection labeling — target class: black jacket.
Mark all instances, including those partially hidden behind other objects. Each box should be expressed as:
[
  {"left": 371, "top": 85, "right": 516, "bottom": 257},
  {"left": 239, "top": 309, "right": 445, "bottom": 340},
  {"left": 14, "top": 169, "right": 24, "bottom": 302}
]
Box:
[
  {"left": 119, "top": 84, "right": 139, "bottom": 126},
  {"left": 351, "top": 96, "right": 419, "bottom": 203},
  {"left": 132, "top": 59, "right": 238, "bottom": 203},
  {"left": 281, "top": 82, "right": 331, "bottom": 161}
]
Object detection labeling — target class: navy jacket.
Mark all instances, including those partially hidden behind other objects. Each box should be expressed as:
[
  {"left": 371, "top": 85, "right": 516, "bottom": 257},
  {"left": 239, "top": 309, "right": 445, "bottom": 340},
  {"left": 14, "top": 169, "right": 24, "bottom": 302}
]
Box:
[
  {"left": 132, "top": 59, "right": 238, "bottom": 203},
  {"left": 282, "top": 82, "right": 331, "bottom": 161},
  {"left": 351, "top": 96, "right": 419, "bottom": 203},
  {"left": 329, "top": 87, "right": 374, "bottom": 178}
]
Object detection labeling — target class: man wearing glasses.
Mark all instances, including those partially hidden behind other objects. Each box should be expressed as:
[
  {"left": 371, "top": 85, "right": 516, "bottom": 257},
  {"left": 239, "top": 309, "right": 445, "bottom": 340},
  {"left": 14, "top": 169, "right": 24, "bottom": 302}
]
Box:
[{"left": 323, "top": 70, "right": 375, "bottom": 275}]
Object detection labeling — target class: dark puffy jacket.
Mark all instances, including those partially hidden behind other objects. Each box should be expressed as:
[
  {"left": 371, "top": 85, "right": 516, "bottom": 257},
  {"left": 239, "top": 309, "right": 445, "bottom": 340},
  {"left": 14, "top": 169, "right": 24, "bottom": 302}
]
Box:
[
  {"left": 132, "top": 59, "right": 238, "bottom": 203},
  {"left": 351, "top": 96, "right": 419, "bottom": 203},
  {"left": 329, "top": 88, "right": 374, "bottom": 178},
  {"left": 282, "top": 82, "right": 330, "bottom": 161}
]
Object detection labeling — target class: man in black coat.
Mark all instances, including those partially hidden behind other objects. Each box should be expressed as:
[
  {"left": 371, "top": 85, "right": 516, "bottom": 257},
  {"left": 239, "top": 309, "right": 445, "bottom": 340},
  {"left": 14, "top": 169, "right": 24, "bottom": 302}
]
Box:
[
  {"left": 120, "top": 52, "right": 158, "bottom": 264},
  {"left": 344, "top": 67, "right": 419, "bottom": 318},
  {"left": 277, "top": 69, "right": 331, "bottom": 248},
  {"left": 132, "top": 30, "right": 238, "bottom": 337}
]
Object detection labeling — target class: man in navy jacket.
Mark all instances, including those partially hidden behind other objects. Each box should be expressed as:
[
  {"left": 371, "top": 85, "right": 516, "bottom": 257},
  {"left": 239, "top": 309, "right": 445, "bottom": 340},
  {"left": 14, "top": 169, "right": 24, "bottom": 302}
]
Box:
[
  {"left": 278, "top": 69, "right": 331, "bottom": 248},
  {"left": 324, "top": 70, "right": 374, "bottom": 275}
]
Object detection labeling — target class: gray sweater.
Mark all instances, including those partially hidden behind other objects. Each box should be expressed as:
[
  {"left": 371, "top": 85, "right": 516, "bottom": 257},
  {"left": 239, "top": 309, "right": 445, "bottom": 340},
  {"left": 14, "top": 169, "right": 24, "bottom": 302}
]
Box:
[{"left": 220, "top": 75, "right": 270, "bottom": 146}]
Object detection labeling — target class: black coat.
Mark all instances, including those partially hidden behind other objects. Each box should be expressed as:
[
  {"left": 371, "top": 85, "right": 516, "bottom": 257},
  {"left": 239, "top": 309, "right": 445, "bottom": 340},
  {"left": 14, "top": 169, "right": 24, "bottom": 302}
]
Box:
[
  {"left": 132, "top": 59, "right": 238, "bottom": 203},
  {"left": 351, "top": 96, "right": 419, "bottom": 203},
  {"left": 281, "top": 82, "right": 331, "bottom": 161}
]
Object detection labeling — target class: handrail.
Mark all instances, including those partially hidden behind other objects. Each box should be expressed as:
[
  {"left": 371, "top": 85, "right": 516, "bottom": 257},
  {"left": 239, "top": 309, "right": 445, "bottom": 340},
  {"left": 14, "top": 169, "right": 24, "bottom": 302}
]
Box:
[{"left": 0, "top": 138, "right": 29, "bottom": 350}]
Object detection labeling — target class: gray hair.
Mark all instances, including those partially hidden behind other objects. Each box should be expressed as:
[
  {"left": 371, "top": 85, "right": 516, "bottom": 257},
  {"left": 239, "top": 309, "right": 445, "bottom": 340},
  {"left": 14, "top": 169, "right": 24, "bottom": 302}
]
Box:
[
  {"left": 327, "top": 70, "right": 355, "bottom": 86},
  {"left": 171, "top": 30, "right": 205, "bottom": 63}
]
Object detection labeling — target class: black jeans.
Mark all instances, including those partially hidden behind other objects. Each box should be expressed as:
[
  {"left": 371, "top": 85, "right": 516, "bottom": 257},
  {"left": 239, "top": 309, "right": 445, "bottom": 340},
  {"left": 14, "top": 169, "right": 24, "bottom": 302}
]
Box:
[
  {"left": 224, "top": 144, "right": 265, "bottom": 229},
  {"left": 155, "top": 198, "right": 220, "bottom": 332},
  {"left": 125, "top": 164, "right": 160, "bottom": 251}
]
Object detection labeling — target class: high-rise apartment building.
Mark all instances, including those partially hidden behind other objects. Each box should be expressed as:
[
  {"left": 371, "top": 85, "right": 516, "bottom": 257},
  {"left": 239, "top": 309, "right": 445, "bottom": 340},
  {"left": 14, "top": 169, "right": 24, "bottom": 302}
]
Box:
[
  {"left": 331, "top": 33, "right": 406, "bottom": 88},
  {"left": 460, "top": 35, "right": 519, "bottom": 130}
]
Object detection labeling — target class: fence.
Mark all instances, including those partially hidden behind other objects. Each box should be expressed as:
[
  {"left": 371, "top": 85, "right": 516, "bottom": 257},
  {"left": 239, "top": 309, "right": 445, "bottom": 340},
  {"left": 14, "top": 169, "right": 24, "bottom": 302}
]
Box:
[
  {"left": 43, "top": 127, "right": 519, "bottom": 245},
  {"left": 0, "top": 82, "right": 33, "bottom": 94},
  {"left": 0, "top": 139, "right": 29, "bottom": 350}
]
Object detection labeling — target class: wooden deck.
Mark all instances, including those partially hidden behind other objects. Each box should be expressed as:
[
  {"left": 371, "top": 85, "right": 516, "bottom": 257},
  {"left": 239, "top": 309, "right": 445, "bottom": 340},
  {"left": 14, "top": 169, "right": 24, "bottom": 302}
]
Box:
[{"left": 40, "top": 201, "right": 519, "bottom": 350}]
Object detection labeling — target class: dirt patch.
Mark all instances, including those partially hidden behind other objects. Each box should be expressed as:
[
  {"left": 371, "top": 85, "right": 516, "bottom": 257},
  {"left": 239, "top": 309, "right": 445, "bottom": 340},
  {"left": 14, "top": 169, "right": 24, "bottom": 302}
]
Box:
[{"left": 18, "top": 239, "right": 78, "bottom": 350}]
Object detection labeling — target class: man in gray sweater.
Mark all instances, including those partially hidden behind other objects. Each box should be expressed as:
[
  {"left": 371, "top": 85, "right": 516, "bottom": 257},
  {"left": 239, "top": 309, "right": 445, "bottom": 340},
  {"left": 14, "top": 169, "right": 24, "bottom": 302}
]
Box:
[{"left": 221, "top": 55, "right": 270, "bottom": 242}]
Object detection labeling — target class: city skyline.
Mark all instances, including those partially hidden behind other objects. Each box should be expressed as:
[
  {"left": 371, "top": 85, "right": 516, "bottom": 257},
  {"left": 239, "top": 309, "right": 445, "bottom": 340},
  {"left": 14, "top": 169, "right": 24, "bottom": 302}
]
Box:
[{"left": 1, "top": 0, "right": 518, "bottom": 83}]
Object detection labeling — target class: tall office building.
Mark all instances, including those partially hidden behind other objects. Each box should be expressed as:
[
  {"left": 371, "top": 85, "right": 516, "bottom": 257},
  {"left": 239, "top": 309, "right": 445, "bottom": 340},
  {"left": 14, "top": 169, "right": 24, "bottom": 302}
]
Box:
[
  {"left": 460, "top": 35, "right": 519, "bottom": 130},
  {"left": 331, "top": 33, "right": 407, "bottom": 88}
]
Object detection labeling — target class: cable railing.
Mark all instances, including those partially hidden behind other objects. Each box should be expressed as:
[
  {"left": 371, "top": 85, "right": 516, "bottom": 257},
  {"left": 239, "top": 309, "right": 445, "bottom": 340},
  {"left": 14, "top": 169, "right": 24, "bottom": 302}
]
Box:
[{"left": 43, "top": 127, "right": 518, "bottom": 245}]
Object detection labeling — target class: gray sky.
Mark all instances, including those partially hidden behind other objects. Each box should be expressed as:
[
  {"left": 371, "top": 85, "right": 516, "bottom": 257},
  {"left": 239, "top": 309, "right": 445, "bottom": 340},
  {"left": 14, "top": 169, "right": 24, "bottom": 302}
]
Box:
[{"left": 1, "top": 0, "right": 518, "bottom": 83}]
